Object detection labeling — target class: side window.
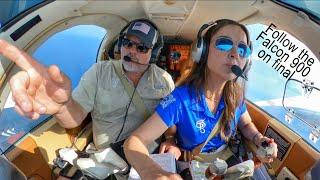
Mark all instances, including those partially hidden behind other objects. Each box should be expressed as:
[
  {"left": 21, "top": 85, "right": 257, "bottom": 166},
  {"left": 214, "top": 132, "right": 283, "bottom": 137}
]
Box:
[
  {"left": 246, "top": 24, "right": 320, "bottom": 151},
  {"left": 33, "top": 25, "right": 107, "bottom": 89},
  {"left": 0, "top": 25, "right": 107, "bottom": 153}
]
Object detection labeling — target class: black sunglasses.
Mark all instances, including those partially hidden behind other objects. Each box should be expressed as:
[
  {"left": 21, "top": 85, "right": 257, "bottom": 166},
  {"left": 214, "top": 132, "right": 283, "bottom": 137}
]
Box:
[{"left": 122, "top": 38, "right": 150, "bottom": 54}]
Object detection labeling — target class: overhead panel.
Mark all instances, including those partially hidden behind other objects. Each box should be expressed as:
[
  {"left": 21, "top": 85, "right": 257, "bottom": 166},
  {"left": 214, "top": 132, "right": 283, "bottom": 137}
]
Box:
[
  {"left": 80, "top": 0, "right": 145, "bottom": 21},
  {"left": 179, "top": 0, "right": 258, "bottom": 40},
  {"left": 141, "top": 0, "right": 196, "bottom": 36}
]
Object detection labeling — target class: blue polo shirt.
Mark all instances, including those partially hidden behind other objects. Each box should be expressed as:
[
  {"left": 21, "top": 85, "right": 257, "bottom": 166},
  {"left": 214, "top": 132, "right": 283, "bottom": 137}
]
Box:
[{"left": 156, "top": 84, "right": 247, "bottom": 152}]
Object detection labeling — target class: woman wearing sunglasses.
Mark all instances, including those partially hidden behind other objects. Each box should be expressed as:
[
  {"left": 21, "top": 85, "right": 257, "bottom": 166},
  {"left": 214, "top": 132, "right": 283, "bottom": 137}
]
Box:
[{"left": 124, "top": 19, "right": 278, "bottom": 179}]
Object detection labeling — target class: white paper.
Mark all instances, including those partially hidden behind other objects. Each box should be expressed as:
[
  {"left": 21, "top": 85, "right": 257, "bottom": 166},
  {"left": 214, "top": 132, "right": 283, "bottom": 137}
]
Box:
[{"left": 128, "top": 153, "right": 176, "bottom": 180}]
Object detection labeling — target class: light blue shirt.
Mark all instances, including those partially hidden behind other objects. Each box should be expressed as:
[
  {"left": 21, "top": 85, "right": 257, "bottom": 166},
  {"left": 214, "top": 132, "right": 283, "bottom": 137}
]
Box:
[{"left": 156, "top": 84, "right": 247, "bottom": 152}]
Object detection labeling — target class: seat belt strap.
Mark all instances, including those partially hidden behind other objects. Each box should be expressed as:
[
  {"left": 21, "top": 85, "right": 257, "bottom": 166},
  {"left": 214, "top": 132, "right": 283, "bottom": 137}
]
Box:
[{"left": 192, "top": 110, "right": 224, "bottom": 155}]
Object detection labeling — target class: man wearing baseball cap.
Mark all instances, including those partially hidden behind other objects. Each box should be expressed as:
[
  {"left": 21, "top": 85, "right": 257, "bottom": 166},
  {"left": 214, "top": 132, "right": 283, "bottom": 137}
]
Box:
[
  {"left": 119, "top": 19, "right": 160, "bottom": 72},
  {"left": 0, "top": 18, "right": 174, "bottom": 179}
]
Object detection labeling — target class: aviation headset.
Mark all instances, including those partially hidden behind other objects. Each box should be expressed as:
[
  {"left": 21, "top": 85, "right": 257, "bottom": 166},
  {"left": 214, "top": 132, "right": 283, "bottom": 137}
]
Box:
[
  {"left": 114, "top": 18, "right": 164, "bottom": 64},
  {"left": 191, "top": 19, "right": 253, "bottom": 77}
]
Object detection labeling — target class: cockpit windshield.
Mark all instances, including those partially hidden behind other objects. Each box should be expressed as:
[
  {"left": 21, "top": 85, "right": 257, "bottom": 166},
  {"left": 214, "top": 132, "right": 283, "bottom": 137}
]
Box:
[
  {"left": 247, "top": 23, "right": 320, "bottom": 151},
  {"left": 0, "top": 0, "right": 45, "bottom": 29},
  {"left": 276, "top": 0, "right": 320, "bottom": 22}
]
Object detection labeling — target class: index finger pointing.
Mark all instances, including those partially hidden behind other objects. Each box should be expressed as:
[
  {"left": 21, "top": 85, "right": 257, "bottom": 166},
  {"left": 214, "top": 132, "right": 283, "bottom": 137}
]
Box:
[{"left": 0, "top": 39, "right": 42, "bottom": 71}]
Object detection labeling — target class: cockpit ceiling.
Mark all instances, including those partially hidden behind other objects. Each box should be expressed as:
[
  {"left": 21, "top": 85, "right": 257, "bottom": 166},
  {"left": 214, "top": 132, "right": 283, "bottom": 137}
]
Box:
[
  {"left": 77, "top": 0, "right": 257, "bottom": 39},
  {"left": 2, "top": 0, "right": 319, "bottom": 61},
  {"left": 72, "top": 0, "right": 318, "bottom": 60},
  {"left": 177, "top": 1, "right": 258, "bottom": 40}
]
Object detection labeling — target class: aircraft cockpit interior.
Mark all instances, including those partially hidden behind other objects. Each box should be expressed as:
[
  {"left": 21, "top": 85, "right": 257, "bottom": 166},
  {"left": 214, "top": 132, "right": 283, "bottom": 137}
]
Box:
[{"left": 0, "top": 0, "right": 319, "bottom": 179}]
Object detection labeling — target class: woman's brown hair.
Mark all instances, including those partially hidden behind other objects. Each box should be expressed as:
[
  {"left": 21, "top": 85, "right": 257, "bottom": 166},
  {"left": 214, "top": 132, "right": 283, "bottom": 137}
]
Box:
[{"left": 179, "top": 19, "right": 251, "bottom": 141}]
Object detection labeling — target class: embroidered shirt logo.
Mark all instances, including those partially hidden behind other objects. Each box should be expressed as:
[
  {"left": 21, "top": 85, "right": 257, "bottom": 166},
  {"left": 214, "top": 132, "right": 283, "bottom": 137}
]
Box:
[
  {"left": 196, "top": 119, "right": 206, "bottom": 134},
  {"left": 160, "top": 94, "right": 176, "bottom": 109}
]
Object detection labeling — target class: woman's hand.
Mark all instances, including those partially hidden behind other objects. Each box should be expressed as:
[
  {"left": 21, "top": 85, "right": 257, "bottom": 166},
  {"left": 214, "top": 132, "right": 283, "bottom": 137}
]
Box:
[
  {"left": 255, "top": 136, "right": 278, "bottom": 163},
  {"left": 124, "top": 114, "right": 180, "bottom": 180},
  {"left": 145, "top": 168, "right": 183, "bottom": 180},
  {"left": 0, "top": 40, "right": 71, "bottom": 119},
  {"left": 159, "top": 138, "right": 181, "bottom": 160}
]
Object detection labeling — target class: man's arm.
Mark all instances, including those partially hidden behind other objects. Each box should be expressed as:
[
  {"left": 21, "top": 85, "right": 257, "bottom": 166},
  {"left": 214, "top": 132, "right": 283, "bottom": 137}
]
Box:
[
  {"left": 54, "top": 98, "right": 88, "bottom": 129},
  {"left": 0, "top": 40, "right": 73, "bottom": 120},
  {"left": 0, "top": 40, "right": 91, "bottom": 127},
  {"left": 54, "top": 61, "right": 99, "bottom": 128}
]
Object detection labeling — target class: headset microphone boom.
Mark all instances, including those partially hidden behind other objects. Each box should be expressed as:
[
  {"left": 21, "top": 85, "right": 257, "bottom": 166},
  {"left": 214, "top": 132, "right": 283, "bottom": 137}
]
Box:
[
  {"left": 123, "top": 55, "right": 150, "bottom": 65},
  {"left": 231, "top": 65, "right": 248, "bottom": 81}
]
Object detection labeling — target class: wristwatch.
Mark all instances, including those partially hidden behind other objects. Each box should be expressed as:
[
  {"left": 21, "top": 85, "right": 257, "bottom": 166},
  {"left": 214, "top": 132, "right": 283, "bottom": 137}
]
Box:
[{"left": 165, "top": 135, "right": 176, "bottom": 142}]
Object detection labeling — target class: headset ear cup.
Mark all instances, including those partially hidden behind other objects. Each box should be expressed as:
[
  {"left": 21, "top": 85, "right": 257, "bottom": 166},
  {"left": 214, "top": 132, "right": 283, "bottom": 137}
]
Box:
[
  {"left": 192, "top": 21, "right": 217, "bottom": 63},
  {"left": 114, "top": 38, "right": 121, "bottom": 54},
  {"left": 243, "top": 58, "right": 252, "bottom": 78},
  {"left": 150, "top": 34, "right": 163, "bottom": 64},
  {"left": 108, "top": 40, "right": 118, "bottom": 59},
  {"left": 200, "top": 37, "right": 208, "bottom": 62},
  {"left": 191, "top": 37, "right": 204, "bottom": 63},
  {"left": 150, "top": 44, "right": 162, "bottom": 63},
  {"left": 243, "top": 41, "right": 253, "bottom": 77},
  {"left": 191, "top": 37, "right": 209, "bottom": 63},
  {"left": 115, "top": 34, "right": 125, "bottom": 54}
]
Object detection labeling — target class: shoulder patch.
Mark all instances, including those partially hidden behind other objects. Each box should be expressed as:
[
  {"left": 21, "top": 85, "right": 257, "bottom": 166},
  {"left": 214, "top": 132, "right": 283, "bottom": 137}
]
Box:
[{"left": 160, "top": 94, "right": 176, "bottom": 109}]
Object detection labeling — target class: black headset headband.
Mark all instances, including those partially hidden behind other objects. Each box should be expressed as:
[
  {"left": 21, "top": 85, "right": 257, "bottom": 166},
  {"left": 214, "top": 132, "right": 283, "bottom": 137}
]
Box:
[{"left": 196, "top": 21, "right": 217, "bottom": 48}]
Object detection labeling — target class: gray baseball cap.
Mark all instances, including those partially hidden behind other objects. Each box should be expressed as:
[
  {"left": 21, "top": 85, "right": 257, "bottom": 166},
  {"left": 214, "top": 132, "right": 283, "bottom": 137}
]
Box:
[{"left": 125, "top": 21, "right": 158, "bottom": 48}]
